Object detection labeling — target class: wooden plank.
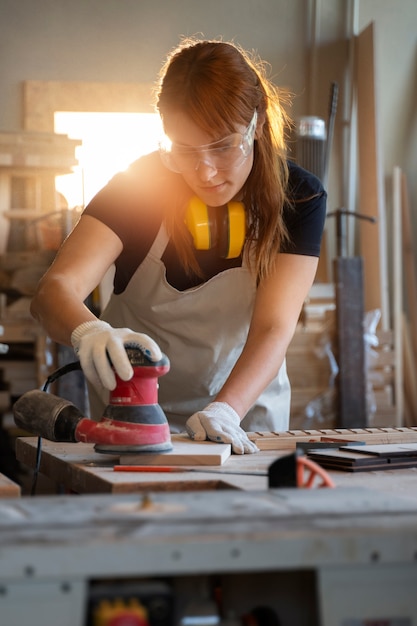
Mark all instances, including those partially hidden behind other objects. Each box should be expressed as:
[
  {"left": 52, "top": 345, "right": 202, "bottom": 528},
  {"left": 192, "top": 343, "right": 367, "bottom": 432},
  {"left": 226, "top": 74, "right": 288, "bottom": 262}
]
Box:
[
  {"left": 307, "top": 447, "right": 417, "bottom": 473},
  {"left": 119, "top": 434, "right": 231, "bottom": 467},
  {"left": 0, "top": 472, "right": 21, "bottom": 498},
  {"left": 289, "top": 330, "right": 333, "bottom": 349},
  {"left": 401, "top": 172, "right": 417, "bottom": 426},
  {"left": 372, "top": 349, "right": 396, "bottom": 368},
  {"left": 370, "top": 368, "right": 396, "bottom": 387},
  {"left": 392, "top": 166, "right": 404, "bottom": 426},
  {"left": 288, "top": 387, "right": 333, "bottom": 405},
  {"left": 0, "top": 319, "right": 41, "bottom": 342},
  {"left": 356, "top": 22, "right": 390, "bottom": 327},
  {"left": 402, "top": 316, "right": 417, "bottom": 426},
  {"left": 334, "top": 256, "right": 367, "bottom": 427},
  {"left": 287, "top": 313, "right": 335, "bottom": 425},
  {"left": 401, "top": 172, "right": 417, "bottom": 359},
  {"left": 247, "top": 427, "right": 417, "bottom": 451}
]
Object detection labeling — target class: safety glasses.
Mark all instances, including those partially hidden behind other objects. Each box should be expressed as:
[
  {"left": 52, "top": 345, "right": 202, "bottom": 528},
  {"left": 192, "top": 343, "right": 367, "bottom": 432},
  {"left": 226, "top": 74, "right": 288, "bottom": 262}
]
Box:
[{"left": 159, "top": 110, "right": 258, "bottom": 174}]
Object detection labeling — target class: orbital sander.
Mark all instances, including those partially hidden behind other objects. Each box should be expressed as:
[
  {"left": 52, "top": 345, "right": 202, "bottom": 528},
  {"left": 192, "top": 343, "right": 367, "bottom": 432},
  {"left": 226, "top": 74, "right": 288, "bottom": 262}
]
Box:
[{"left": 13, "top": 347, "right": 173, "bottom": 454}]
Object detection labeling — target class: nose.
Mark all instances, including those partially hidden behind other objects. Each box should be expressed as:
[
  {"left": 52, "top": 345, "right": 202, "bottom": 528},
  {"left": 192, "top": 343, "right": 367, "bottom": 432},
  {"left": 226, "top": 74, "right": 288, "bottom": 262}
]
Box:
[{"left": 195, "top": 158, "right": 218, "bottom": 181}]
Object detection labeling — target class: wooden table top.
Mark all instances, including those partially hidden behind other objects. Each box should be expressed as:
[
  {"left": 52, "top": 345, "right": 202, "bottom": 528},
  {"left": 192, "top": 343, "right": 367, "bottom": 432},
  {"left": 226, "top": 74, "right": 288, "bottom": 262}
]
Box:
[
  {"left": 0, "top": 472, "right": 21, "bottom": 498},
  {"left": 15, "top": 436, "right": 417, "bottom": 501}
]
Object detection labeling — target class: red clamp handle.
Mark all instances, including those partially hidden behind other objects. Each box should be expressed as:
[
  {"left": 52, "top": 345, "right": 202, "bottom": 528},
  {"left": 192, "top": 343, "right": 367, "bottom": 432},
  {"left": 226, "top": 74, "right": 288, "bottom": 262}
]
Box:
[{"left": 297, "top": 456, "right": 336, "bottom": 489}]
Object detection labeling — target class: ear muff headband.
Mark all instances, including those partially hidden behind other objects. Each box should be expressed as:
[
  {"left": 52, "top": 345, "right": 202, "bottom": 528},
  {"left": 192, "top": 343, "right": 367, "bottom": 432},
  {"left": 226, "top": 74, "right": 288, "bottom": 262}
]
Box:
[{"left": 185, "top": 196, "right": 246, "bottom": 259}]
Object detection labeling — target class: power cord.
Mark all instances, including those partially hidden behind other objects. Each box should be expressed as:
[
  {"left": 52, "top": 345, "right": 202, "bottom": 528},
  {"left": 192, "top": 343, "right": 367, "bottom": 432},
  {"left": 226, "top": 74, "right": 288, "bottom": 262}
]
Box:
[{"left": 30, "top": 361, "right": 81, "bottom": 496}]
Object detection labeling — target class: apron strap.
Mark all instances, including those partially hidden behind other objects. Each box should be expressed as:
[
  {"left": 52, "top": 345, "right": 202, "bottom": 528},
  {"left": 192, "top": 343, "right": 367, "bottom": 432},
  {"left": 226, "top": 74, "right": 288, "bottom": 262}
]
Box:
[{"left": 148, "top": 223, "right": 170, "bottom": 260}]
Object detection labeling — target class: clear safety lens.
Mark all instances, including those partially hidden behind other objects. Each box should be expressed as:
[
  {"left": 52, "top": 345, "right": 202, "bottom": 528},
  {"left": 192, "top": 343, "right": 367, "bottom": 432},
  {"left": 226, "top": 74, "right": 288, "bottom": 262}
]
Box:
[{"left": 160, "top": 110, "right": 257, "bottom": 174}]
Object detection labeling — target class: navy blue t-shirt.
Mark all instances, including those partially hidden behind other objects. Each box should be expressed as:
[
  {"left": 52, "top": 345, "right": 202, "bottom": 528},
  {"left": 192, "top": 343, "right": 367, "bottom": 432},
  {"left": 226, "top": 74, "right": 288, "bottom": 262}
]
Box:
[{"left": 84, "top": 153, "right": 326, "bottom": 293}]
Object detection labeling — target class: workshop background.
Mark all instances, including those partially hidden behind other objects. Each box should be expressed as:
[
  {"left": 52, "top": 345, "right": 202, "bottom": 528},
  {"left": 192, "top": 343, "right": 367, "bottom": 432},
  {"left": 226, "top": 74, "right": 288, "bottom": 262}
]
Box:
[
  {"left": 0, "top": 0, "right": 417, "bottom": 479},
  {"left": 2, "top": 4, "right": 417, "bottom": 626}
]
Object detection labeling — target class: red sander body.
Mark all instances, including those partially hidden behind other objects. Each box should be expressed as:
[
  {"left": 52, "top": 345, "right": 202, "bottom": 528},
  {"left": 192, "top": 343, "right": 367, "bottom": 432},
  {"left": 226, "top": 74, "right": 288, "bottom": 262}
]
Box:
[{"left": 13, "top": 347, "right": 173, "bottom": 454}]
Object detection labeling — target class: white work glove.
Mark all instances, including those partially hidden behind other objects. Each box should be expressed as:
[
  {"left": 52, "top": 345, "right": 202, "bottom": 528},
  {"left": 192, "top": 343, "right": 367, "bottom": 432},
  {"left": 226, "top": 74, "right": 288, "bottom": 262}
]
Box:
[
  {"left": 186, "top": 401, "right": 259, "bottom": 455},
  {"left": 71, "top": 320, "right": 162, "bottom": 390}
]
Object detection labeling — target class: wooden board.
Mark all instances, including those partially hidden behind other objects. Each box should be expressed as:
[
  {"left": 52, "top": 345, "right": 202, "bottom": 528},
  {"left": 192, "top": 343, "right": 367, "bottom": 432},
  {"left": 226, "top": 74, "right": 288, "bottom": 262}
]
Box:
[
  {"left": 308, "top": 443, "right": 417, "bottom": 473},
  {"left": 334, "top": 256, "right": 367, "bottom": 427},
  {"left": 119, "top": 434, "right": 231, "bottom": 467},
  {"left": 247, "top": 427, "right": 417, "bottom": 450},
  {"left": 0, "top": 472, "right": 21, "bottom": 498},
  {"left": 356, "top": 22, "right": 390, "bottom": 327},
  {"left": 340, "top": 443, "right": 417, "bottom": 457}
]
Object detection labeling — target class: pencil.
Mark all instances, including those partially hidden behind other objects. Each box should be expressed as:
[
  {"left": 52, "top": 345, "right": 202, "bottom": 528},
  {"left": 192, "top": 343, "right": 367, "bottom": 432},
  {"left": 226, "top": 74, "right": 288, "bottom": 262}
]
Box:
[
  {"left": 113, "top": 465, "right": 266, "bottom": 476},
  {"left": 114, "top": 465, "right": 185, "bottom": 472}
]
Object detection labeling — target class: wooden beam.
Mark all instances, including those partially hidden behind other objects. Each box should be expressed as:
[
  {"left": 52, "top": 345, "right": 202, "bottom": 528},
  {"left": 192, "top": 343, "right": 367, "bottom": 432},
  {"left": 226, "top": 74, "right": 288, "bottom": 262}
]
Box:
[
  {"left": 392, "top": 167, "right": 404, "bottom": 425},
  {"left": 334, "top": 256, "right": 367, "bottom": 427},
  {"left": 356, "top": 23, "right": 390, "bottom": 328}
]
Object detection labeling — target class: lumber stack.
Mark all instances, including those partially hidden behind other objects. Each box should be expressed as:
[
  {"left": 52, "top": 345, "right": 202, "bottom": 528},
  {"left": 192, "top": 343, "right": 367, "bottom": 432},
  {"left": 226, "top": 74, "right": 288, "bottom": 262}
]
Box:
[
  {"left": 367, "top": 328, "right": 397, "bottom": 427},
  {"left": 286, "top": 311, "right": 337, "bottom": 430},
  {"left": 286, "top": 309, "right": 398, "bottom": 430}
]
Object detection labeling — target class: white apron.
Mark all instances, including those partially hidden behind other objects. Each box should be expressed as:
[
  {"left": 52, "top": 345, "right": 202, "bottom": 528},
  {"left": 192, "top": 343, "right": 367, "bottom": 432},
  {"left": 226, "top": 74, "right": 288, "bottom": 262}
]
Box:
[{"left": 95, "top": 224, "right": 290, "bottom": 432}]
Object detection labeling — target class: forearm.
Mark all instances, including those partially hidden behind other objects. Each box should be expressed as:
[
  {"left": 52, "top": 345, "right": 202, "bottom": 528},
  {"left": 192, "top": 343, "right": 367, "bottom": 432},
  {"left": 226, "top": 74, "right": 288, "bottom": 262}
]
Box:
[
  {"left": 30, "top": 215, "right": 122, "bottom": 347},
  {"left": 217, "top": 254, "right": 319, "bottom": 420},
  {"left": 31, "top": 275, "right": 98, "bottom": 346},
  {"left": 215, "top": 326, "right": 293, "bottom": 419}
]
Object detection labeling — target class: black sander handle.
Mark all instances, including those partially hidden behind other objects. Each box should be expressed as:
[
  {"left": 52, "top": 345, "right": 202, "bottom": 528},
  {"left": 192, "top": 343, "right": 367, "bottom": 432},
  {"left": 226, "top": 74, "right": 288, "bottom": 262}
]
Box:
[{"left": 13, "top": 389, "right": 85, "bottom": 442}]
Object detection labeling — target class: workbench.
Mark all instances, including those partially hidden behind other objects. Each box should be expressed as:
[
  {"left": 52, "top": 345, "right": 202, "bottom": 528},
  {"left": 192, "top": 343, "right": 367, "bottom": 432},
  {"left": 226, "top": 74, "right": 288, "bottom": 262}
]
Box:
[
  {"left": 6, "top": 435, "right": 417, "bottom": 626},
  {"left": 15, "top": 434, "right": 417, "bottom": 500},
  {"left": 1, "top": 473, "right": 417, "bottom": 626}
]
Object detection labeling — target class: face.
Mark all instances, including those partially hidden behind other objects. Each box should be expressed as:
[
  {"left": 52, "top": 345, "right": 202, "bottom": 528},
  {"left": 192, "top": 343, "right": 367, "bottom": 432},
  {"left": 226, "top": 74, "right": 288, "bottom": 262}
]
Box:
[{"left": 161, "top": 111, "right": 256, "bottom": 207}]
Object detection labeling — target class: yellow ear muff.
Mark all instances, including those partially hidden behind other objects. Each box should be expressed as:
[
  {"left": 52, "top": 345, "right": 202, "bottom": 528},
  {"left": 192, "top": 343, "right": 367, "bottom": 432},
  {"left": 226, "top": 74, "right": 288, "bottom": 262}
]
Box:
[
  {"left": 224, "top": 201, "right": 246, "bottom": 259},
  {"left": 185, "top": 196, "right": 212, "bottom": 250},
  {"left": 185, "top": 196, "right": 246, "bottom": 259}
]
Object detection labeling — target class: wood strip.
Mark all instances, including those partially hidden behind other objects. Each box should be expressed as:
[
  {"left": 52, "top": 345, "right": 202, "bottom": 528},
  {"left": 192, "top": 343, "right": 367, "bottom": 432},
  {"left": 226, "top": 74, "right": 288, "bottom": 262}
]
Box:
[
  {"left": 401, "top": 172, "right": 417, "bottom": 363},
  {"left": 401, "top": 172, "right": 417, "bottom": 426},
  {"left": 247, "top": 427, "right": 417, "bottom": 450},
  {"left": 392, "top": 166, "right": 403, "bottom": 426},
  {"left": 402, "top": 316, "right": 417, "bottom": 426}
]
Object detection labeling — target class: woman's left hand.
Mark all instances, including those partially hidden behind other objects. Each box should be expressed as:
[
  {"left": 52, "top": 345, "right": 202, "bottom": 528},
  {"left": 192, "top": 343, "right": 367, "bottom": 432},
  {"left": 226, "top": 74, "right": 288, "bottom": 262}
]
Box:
[{"left": 185, "top": 402, "right": 259, "bottom": 455}]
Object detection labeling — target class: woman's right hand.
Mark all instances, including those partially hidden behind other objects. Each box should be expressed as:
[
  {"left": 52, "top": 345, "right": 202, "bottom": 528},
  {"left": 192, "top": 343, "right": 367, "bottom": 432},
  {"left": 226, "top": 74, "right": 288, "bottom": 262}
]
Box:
[{"left": 71, "top": 320, "right": 162, "bottom": 390}]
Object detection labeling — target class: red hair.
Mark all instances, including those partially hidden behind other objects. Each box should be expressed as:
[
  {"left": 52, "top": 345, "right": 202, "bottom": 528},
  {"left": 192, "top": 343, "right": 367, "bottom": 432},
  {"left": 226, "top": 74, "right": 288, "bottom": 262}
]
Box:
[{"left": 155, "top": 37, "right": 292, "bottom": 281}]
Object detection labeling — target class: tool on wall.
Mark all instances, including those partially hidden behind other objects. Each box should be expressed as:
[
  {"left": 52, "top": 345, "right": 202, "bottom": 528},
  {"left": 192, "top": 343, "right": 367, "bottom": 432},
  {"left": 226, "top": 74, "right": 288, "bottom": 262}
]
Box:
[
  {"left": 296, "top": 83, "right": 338, "bottom": 283},
  {"left": 13, "top": 346, "right": 173, "bottom": 454},
  {"left": 295, "top": 81, "right": 339, "bottom": 187},
  {"left": 295, "top": 115, "right": 327, "bottom": 180},
  {"left": 323, "top": 81, "right": 339, "bottom": 190}
]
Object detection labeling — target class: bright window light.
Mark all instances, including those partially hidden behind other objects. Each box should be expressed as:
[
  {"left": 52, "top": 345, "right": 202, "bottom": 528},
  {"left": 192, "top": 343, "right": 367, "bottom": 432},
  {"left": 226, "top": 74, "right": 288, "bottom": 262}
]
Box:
[{"left": 54, "top": 112, "right": 163, "bottom": 208}]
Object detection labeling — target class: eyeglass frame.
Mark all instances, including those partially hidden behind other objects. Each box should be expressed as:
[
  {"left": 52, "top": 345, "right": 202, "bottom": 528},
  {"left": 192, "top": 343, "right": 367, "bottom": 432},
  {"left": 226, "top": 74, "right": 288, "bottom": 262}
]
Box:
[{"left": 159, "top": 110, "right": 258, "bottom": 174}]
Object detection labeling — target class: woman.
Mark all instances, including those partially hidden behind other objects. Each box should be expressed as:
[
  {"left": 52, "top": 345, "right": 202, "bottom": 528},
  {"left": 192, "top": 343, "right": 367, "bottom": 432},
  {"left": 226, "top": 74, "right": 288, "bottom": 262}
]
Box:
[{"left": 31, "top": 38, "right": 326, "bottom": 454}]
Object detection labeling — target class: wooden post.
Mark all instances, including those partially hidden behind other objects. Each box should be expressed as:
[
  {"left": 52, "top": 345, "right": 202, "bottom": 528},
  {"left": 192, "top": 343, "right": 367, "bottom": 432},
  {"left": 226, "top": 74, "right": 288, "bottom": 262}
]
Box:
[
  {"left": 356, "top": 23, "right": 390, "bottom": 329},
  {"left": 334, "top": 256, "right": 367, "bottom": 427}
]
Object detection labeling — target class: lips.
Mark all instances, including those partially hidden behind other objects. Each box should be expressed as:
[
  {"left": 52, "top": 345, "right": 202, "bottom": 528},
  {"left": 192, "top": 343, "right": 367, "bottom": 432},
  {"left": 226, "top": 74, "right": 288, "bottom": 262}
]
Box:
[
  {"left": 201, "top": 179, "right": 225, "bottom": 189},
  {"left": 199, "top": 182, "right": 228, "bottom": 197}
]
